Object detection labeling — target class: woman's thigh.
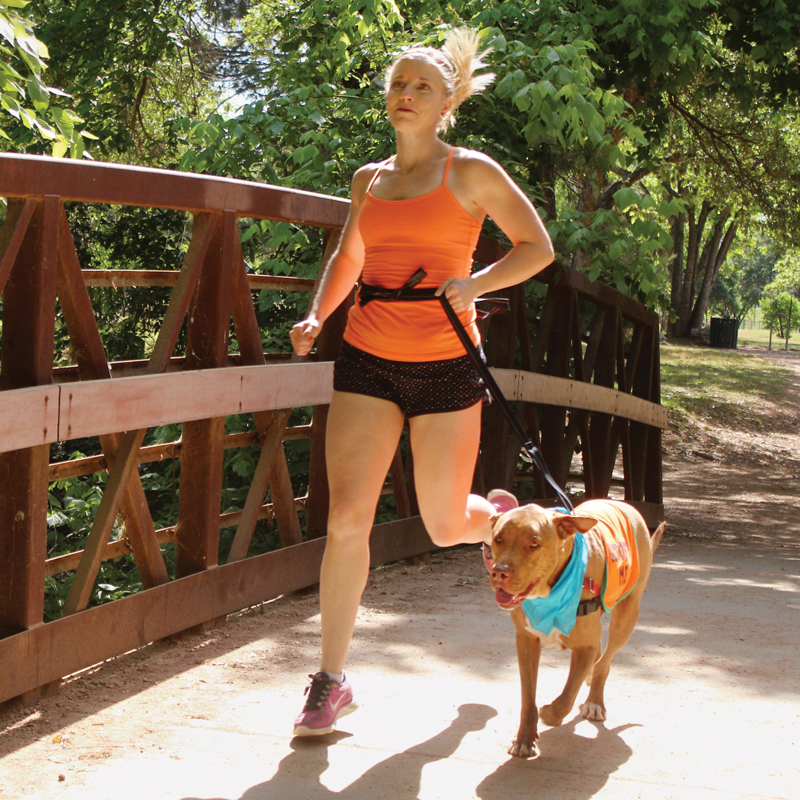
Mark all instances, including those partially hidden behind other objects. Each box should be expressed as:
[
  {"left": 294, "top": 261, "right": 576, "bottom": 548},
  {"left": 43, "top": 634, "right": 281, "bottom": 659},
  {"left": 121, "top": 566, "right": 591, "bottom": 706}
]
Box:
[
  {"left": 408, "top": 400, "right": 482, "bottom": 541},
  {"left": 325, "top": 390, "right": 406, "bottom": 532}
]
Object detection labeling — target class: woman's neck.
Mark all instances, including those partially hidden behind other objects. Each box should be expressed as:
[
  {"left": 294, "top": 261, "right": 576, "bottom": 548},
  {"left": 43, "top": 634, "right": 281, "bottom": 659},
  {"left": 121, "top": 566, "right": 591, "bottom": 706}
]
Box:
[{"left": 393, "top": 131, "right": 449, "bottom": 173}]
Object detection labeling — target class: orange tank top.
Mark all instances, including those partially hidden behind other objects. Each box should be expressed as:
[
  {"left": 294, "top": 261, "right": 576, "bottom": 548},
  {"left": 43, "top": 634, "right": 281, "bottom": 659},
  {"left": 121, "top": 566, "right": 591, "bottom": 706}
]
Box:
[{"left": 343, "top": 147, "right": 483, "bottom": 361}]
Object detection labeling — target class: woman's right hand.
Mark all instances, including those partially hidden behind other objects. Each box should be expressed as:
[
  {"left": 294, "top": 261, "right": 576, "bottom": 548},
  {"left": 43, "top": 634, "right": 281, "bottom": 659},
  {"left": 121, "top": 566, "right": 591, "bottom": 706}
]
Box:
[{"left": 289, "top": 316, "right": 322, "bottom": 356}]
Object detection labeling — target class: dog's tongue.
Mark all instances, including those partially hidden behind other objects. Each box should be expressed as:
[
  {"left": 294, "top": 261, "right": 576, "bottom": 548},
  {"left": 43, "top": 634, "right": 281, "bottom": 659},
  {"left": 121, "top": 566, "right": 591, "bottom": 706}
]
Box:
[{"left": 496, "top": 587, "right": 516, "bottom": 606}]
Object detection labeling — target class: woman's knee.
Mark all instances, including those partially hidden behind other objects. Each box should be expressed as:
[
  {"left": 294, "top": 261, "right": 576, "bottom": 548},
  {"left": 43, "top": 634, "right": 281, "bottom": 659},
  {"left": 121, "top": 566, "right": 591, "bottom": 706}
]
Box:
[{"left": 424, "top": 518, "right": 464, "bottom": 548}]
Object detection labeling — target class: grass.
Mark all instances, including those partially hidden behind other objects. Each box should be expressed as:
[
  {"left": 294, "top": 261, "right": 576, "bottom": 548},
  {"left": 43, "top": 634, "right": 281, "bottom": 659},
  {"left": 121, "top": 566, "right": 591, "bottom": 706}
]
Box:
[
  {"left": 659, "top": 341, "right": 797, "bottom": 428},
  {"left": 736, "top": 327, "right": 800, "bottom": 352}
]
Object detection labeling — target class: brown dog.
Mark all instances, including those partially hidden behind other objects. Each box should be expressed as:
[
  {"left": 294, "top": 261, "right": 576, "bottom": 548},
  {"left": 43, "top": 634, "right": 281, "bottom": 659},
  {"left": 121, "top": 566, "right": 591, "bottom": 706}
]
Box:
[{"left": 487, "top": 499, "right": 664, "bottom": 758}]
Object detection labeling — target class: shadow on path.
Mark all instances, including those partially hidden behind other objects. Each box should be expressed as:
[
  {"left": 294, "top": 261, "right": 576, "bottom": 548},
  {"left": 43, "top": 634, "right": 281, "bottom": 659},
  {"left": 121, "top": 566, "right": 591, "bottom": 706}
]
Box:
[
  {"left": 476, "top": 717, "right": 637, "bottom": 800},
  {"left": 180, "top": 703, "right": 496, "bottom": 800}
]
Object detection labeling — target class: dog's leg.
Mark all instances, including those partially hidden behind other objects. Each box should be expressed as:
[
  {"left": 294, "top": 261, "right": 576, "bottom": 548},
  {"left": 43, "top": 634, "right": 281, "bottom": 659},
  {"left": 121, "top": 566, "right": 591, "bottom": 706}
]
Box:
[
  {"left": 539, "top": 640, "right": 599, "bottom": 728},
  {"left": 580, "top": 591, "right": 643, "bottom": 720},
  {"left": 509, "top": 608, "right": 542, "bottom": 758},
  {"left": 581, "top": 518, "right": 659, "bottom": 721}
]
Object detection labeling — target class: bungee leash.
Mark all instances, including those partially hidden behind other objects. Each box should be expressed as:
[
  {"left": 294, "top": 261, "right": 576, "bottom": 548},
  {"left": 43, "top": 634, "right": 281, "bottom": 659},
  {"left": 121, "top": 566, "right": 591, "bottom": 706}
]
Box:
[{"left": 358, "top": 268, "right": 574, "bottom": 512}]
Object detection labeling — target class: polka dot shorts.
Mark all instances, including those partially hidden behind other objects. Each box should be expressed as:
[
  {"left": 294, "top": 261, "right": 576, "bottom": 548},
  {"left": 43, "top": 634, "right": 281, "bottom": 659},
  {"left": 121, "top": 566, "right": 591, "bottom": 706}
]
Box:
[{"left": 333, "top": 341, "right": 488, "bottom": 418}]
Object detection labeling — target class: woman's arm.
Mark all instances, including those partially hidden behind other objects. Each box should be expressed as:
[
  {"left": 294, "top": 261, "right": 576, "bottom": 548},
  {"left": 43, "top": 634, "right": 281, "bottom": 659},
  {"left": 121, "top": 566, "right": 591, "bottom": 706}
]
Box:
[
  {"left": 437, "top": 151, "right": 555, "bottom": 313},
  {"left": 289, "top": 167, "right": 373, "bottom": 355}
]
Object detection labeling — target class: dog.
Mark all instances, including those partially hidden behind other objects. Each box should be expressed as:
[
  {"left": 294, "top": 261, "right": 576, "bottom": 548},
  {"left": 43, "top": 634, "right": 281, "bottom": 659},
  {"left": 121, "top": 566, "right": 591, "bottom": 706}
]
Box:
[{"left": 486, "top": 498, "right": 664, "bottom": 758}]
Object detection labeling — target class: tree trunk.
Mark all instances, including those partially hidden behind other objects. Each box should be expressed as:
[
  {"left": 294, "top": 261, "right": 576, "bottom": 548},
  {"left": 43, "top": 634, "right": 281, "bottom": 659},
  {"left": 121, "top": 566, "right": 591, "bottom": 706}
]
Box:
[
  {"left": 668, "top": 212, "right": 685, "bottom": 333},
  {"left": 687, "top": 214, "right": 738, "bottom": 333},
  {"left": 676, "top": 200, "right": 711, "bottom": 336}
]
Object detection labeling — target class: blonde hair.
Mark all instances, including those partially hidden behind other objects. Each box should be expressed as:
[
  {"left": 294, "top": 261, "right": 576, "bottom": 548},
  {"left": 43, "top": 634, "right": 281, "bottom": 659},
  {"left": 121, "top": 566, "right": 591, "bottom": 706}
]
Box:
[{"left": 385, "top": 28, "right": 495, "bottom": 132}]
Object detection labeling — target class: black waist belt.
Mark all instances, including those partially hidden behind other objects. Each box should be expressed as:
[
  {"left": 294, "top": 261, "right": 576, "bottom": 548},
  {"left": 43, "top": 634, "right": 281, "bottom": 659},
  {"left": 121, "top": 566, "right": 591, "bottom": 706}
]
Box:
[{"left": 357, "top": 267, "right": 574, "bottom": 512}]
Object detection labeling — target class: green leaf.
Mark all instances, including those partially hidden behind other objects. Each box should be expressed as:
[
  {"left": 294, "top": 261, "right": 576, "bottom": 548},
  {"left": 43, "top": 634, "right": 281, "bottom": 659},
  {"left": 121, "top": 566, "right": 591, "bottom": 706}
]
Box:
[{"left": 613, "top": 187, "right": 640, "bottom": 211}]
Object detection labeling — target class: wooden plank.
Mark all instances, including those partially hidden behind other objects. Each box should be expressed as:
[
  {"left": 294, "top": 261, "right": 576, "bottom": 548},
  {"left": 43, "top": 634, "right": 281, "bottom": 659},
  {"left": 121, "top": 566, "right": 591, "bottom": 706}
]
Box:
[
  {"left": 389, "top": 447, "right": 412, "bottom": 519},
  {"left": 56, "top": 208, "right": 169, "bottom": 588},
  {"left": 0, "top": 445, "right": 51, "bottom": 636},
  {"left": 305, "top": 230, "right": 350, "bottom": 540},
  {"left": 0, "top": 386, "right": 59, "bottom": 453},
  {"left": 175, "top": 211, "right": 236, "bottom": 578},
  {"left": 0, "top": 196, "right": 60, "bottom": 388},
  {"left": 480, "top": 285, "right": 518, "bottom": 490},
  {"left": 146, "top": 213, "right": 218, "bottom": 374},
  {"left": 229, "top": 231, "right": 305, "bottom": 549},
  {"left": 270, "top": 446, "right": 304, "bottom": 548},
  {"left": 62, "top": 428, "right": 148, "bottom": 615},
  {"left": 0, "top": 153, "right": 350, "bottom": 229},
  {"left": 0, "top": 197, "right": 59, "bottom": 637},
  {"left": 227, "top": 409, "right": 293, "bottom": 562},
  {"left": 81, "top": 270, "right": 315, "bottom": 292},
  {"left": 47, "top": 428, "right": 312, "bottom": 481},
  {"left": 58, "top": 362, "right": 334, "bottom": 440},
  {"left": 0, "top": 198, "right": 37, "bottom": 298},
  {"left": 534, "top": 264, "right": 659, "bottom": 328},
  {"left": 0, "top": 516, "right": 428, "bottom": 703},
  {"left": 175, "top": 418, "right": 225, "bottom": 577},
  {"left": 511, "top": 371, "right": 667, "bottom": 428}
]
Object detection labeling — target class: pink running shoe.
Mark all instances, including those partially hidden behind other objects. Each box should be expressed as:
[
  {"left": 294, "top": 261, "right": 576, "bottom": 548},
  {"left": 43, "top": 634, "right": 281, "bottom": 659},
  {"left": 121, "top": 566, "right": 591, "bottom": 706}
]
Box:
[
  {"left": 487, "top": 489, "right": 519, "bottom": 515},
  {"left": 292, "top": 672, "right": 358, "bottom": 737}
]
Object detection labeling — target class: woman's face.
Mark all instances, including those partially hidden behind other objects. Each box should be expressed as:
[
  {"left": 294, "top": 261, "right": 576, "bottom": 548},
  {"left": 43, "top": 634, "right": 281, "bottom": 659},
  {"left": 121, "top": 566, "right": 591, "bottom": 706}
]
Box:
[{"left": 385, "top": 57, "right": 452, "bottom": 133}]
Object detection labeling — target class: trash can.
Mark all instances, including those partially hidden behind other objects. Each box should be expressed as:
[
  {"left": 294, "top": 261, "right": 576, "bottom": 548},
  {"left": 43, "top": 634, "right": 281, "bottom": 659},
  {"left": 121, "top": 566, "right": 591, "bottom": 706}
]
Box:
[{"left": 709, "top": 318, "right": 739, "bottom": 348}]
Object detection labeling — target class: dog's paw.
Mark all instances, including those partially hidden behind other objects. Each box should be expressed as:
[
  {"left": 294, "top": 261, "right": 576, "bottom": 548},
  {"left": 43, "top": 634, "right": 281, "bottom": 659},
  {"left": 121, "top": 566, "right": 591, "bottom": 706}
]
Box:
[
  {"left": 538, "top": 703, "right": 565, "bottom": 728},
  {"left": 508, "top": 737, "right": 540, "bottom": 759},
  {"left": 579, "top": 702, "right": 607, "bottom": 721}
]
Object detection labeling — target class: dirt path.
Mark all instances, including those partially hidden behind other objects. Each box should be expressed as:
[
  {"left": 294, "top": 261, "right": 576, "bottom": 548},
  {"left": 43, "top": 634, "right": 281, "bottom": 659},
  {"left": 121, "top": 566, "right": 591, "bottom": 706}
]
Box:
[{"left": 0, "top": 345, "right": 798, "bottom": 800}]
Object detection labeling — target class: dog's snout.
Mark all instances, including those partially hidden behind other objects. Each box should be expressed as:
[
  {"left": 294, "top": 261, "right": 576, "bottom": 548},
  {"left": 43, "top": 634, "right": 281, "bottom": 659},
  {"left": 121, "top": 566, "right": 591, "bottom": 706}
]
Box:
[{"left": 491, "top": 562, "right": 512, "bottom": 581}]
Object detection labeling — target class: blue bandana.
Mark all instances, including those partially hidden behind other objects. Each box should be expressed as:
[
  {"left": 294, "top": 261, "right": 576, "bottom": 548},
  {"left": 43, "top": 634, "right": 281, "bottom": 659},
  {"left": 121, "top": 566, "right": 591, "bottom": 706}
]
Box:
[{"left": 521, "top": 533, "right": 588, "bottom": 636}]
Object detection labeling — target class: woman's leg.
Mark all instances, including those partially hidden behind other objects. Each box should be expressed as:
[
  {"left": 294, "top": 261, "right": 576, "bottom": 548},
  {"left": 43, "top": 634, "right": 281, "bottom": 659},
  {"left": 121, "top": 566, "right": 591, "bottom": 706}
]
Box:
[
  {"left": 319, "top": 390, "right": 405, "bottom": 674},
  {"left": 408, "top": 401, "right": 496, "bottom": 547}
]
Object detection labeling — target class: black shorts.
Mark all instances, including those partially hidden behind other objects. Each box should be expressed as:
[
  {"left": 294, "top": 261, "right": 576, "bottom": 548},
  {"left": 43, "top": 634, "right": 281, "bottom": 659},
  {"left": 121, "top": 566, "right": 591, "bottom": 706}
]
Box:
[{"left": 333, "top": 341, "right": 488, "bottom": 418}]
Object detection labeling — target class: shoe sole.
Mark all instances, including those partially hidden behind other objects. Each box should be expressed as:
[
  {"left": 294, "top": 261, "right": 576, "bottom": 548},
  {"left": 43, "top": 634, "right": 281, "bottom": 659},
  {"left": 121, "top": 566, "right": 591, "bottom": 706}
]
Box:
[{"left": 292, "top": 701, "right": 359, "bottom": 737}]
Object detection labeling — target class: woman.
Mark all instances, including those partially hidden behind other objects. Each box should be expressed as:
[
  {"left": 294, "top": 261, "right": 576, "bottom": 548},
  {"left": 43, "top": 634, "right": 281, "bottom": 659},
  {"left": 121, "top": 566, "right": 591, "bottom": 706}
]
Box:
[{"left": 289, "top": 29, "right": 554, "bottom": 736}]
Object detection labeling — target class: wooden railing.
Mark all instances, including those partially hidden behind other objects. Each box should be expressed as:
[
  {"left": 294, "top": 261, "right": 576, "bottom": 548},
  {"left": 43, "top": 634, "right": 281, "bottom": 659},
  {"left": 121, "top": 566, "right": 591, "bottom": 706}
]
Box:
[{"left": 0, "top": 153, "right": 665, "bottom": 706}]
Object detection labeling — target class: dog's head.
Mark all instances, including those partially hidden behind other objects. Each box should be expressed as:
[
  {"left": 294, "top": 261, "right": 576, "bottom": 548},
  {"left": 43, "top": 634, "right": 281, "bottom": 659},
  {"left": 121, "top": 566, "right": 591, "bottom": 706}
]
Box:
[{"left": 487, "top": 504, "right": 597, "bottom": 610}]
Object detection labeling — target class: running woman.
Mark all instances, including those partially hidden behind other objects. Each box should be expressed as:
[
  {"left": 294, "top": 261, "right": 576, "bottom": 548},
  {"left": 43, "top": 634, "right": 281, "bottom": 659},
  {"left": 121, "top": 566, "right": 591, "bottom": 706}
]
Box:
[{"left": 289, "top": 28, "right": 554, "bottom": 736}]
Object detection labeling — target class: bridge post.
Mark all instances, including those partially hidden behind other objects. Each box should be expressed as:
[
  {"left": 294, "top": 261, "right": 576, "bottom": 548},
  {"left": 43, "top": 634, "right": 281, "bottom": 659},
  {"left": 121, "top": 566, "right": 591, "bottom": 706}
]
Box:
[
  {"left": 0, "top": 197, "right": 60, "bottom": 702},
  {"left": 174, "top": 212, "right": 234, "bottom": 578}
]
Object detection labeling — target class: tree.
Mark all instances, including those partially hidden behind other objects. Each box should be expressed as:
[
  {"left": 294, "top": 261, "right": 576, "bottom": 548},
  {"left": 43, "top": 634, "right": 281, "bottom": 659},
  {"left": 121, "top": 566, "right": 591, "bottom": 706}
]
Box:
[
  {"left": 173, "top": 0, "right": 800, "bottom": 318},
  {"left": 709, "top": 233, "right": 780, "bottom": 321},
  {"left": 29, "top": 0, "right": 223, "bottom": 162},
  {"left": 0, "top": 0, "right": 90, "bottom": 156}
]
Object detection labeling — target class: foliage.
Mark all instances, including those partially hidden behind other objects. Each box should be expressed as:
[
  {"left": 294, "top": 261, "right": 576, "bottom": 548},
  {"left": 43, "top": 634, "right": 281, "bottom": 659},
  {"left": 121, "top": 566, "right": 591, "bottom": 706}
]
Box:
[
  {"left": 29, "top": 0, "right": 222, "bottom": 161},
  {"left": 709, "top": 234, "right": 780, "bottom": 320},
  {"left": 0, "top": 0, "right": 91, "bottom": 156},
  {"left": 761, "top": 293, "right": 800, "bottom": 338}
]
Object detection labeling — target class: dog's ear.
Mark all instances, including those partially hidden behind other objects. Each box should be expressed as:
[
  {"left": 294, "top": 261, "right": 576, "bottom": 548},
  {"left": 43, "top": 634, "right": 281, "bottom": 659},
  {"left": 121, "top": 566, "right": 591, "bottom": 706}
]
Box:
[
  {"left": 552, "top": 513, "right": 598, "bottom": 539},
  {"left": 489, "top": 511, "right": 502, "bottom": 529}
]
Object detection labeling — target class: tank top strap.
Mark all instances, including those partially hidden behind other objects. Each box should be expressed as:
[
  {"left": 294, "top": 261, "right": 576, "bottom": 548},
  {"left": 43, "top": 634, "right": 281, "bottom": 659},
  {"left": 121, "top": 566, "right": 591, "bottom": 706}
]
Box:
[
  {"left": 442, "top": 146, "right": 457, "bottom": 184},
  {"left": 366, "top": 157, "right": 393, "bottom": 193}
]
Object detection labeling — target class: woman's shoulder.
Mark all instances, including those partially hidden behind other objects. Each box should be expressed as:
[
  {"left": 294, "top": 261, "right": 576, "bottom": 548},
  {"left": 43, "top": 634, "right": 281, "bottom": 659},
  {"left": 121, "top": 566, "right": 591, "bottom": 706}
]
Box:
[
  {"left": 350, "top": 160, "right": 388, "bottom": 200},
  {"left": 451, "top": 147, "right": 506, "bottom": 179}
]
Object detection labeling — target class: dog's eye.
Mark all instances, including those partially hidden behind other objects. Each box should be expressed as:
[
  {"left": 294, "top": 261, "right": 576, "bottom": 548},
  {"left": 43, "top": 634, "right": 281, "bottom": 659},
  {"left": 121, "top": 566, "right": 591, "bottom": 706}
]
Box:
[
  {"left": 528, "top": 540, "right": 539, "bottom": 549},
  {"left": 494, "top": 536, "right": 502, "bottom": 546}
]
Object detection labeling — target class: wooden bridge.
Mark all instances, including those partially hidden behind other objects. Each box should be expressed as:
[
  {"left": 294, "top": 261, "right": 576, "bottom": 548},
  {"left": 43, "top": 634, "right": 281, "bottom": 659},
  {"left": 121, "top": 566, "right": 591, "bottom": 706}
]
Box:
[{"left": 0, "top": 153, "right": 665, "bottom": 707}]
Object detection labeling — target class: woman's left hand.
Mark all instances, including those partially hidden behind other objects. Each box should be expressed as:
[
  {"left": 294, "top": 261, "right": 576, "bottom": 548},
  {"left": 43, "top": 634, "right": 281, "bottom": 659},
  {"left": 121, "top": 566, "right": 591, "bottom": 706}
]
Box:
[{"left": 435, "top": 277, "right": 480, "bottom": 314}]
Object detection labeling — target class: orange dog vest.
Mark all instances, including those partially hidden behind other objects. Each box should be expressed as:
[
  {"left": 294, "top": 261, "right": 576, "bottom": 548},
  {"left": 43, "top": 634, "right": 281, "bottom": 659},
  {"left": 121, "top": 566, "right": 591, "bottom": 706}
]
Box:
[{"left": 577, "top": 500, "right": 641, "bottom": 612}]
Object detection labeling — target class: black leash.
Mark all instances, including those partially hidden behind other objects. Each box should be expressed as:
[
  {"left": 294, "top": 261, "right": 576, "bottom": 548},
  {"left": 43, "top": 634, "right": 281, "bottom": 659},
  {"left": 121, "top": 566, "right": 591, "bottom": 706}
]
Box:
[{"left": 358, "top": 270, "right": 574, "bottom": 512}]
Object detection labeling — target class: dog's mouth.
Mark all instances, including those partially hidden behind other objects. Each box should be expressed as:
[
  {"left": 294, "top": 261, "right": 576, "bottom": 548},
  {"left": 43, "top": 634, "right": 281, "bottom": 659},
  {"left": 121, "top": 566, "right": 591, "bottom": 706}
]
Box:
[{"left": 495, "top": 579, "right": 539, "bottom": 609}]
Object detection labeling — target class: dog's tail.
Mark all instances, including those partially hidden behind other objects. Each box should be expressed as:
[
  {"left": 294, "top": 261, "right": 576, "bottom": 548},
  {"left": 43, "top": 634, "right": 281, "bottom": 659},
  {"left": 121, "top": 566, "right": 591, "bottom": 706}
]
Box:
[{"left": 650, "top": 522, "right": 666, "bottom": 555}]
